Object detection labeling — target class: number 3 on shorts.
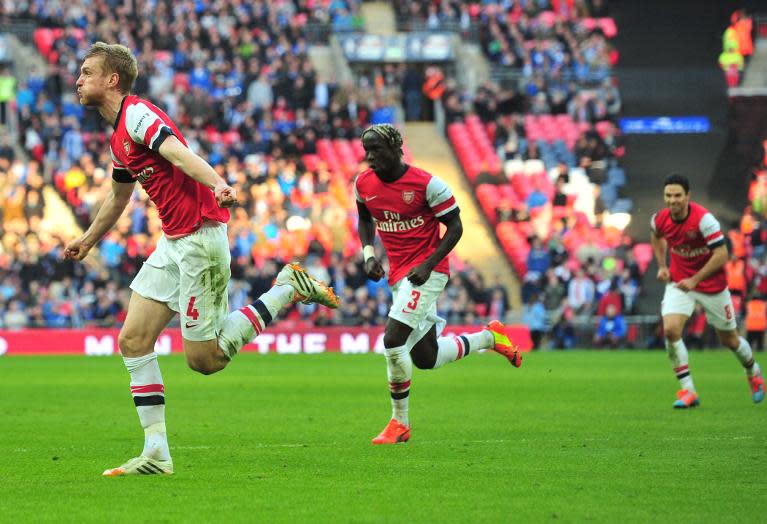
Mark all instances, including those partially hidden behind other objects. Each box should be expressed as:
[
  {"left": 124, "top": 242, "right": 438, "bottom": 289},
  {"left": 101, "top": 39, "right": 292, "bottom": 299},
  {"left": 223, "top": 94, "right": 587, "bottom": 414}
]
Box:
[
  {"left": 724, "top": 304, "right": 732, "bottom": 320},
  {"left": 407, "top": 290, "right": 421, "bottom": 311},
  {"left": 186, "top": 296, "right": 200, "bottom": 320}
]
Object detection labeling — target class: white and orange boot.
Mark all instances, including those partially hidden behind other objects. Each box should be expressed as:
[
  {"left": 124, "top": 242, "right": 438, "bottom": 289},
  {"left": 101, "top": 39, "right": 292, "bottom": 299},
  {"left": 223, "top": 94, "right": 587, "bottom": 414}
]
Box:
[{"left": 276, "top": 263, "right": 340, "bottom": 308}]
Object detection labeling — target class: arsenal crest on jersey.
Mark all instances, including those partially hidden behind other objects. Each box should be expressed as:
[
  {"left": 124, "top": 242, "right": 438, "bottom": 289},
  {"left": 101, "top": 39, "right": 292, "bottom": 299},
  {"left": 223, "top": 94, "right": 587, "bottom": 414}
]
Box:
[
  {"left": 686, "top": 229, "right": 697, "bottom": 239},
  {"left": 402, "top": 190, "right": 415, "bottom": 204},
  {"left": 123, "top": 139, "right": 131, "bottom": 155}
]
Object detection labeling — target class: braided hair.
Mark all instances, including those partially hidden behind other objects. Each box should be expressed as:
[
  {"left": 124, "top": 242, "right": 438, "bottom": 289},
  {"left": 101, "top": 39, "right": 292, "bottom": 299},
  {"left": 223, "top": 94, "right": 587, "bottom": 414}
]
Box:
[{"left": 361, "top": 124, "right": 404, "bottom": 158}]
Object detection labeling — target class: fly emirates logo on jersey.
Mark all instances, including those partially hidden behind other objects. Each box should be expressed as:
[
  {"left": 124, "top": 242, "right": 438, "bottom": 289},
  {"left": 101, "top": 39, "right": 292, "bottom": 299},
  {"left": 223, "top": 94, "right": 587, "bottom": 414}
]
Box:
[
  {"left": 671, "top": 244, "right": 711, "bottom": 258},
  {"left": 373, "top": 210, "right": 425, "bottom": 232}
]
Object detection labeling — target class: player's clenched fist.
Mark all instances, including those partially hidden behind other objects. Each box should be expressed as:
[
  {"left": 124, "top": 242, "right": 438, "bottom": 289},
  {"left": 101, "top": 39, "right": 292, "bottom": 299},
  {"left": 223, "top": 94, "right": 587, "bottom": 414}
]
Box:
[
  {"left": 656, "top": 266, "right": 670, "bottom": 283},
  {"left": 214, "top": 182, "right": 237, "bottom": 208},
  {"left": 63, "top": 237, "right": 94, "bottom": 261},
  {"left": 364, "top": 257, "right": 385, "bottom": 282}
]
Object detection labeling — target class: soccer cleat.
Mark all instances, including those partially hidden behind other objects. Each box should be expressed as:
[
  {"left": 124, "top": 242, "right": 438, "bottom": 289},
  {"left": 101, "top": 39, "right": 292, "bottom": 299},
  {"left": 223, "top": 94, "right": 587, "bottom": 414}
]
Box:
[
  {"left": 486, "top": 320, "right": 522, "bottom": 368},
  {"left": 102, "top": 455, "right": 174, "bottom": 476},
  {"left": 276, "top": 263, "right": 340, "bottom": 309},
  {"left": 673, "top": 389, "right": 700, "bottom": 409},
  {"left": 748, "top": 369, "right": 765, "bottom": 404},
  {"left": 371, "top": 418, "right": 411, "bottom": 445}
]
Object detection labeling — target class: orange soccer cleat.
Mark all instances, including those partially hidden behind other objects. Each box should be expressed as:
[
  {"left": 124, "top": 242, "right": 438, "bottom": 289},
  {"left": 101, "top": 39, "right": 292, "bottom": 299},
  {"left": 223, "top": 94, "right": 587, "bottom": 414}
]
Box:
[
  {"left": 486, "top": 320, "right": 522, "bottom": 368},
  {"left": 748, "top": 370, "right": 765, "bottom": 404},
  {"left": 371, "top": 418, "right": 411, "bottom": 445},
  {"left": 673, "top": 389, "right": 700, "bottom": 409}
]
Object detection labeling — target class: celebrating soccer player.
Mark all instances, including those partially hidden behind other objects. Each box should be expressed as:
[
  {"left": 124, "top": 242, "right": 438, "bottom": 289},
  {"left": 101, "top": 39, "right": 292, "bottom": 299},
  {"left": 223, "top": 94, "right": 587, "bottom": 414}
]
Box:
[
  {"left": 64, "top": 43, "right": 339, "bottom": 476},
  {"left": 650, "top": 173, "right": 765, "bottom": 408},
  {"left": 355, "top": 124, "right": 523, "bottom": 444}
]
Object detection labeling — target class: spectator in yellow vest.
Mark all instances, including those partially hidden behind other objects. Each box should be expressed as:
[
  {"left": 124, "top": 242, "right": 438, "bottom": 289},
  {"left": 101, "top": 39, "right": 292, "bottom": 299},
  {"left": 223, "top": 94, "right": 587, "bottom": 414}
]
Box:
[
  {"left": 719, "top": 42, "right": 744, "bottom": 86},
  {"left": 0, "top": 66, "right": 16, "bottom": 126},
  {"left": 723, "top": 24, "right": 740, "bottom": 54}
]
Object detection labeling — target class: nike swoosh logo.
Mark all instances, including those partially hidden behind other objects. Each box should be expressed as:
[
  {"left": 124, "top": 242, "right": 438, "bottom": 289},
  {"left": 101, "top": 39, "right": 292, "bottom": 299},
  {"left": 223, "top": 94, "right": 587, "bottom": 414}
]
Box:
[
  {"left": 365, "top": 195, "right": 378, "bottom": 202},
  {"left": 185, "top": 322, "right": 198, "bottom": 328},
  {"left": 400, "top": 309, "right": 412, "bottom": 314}
]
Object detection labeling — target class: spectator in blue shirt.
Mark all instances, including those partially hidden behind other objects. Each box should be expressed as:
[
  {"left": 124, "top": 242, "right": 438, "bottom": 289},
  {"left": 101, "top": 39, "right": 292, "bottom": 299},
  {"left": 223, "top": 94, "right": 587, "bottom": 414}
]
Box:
[
  {"left": 594, "top": 304, "right": 627, "bottom": 349},
  {"left": 526, "top": 236, "right": 551, "bottom": 278},
  {"left": 526, "top": 186, "right": 548, "bottom": 210},
  {"left": 523, "top": 293, "right": 548, "bottom": 349}
]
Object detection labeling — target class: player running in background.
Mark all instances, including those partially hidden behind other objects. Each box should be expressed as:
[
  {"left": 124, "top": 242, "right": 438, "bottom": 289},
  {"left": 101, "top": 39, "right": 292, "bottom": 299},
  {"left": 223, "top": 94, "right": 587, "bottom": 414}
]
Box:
[
  {"left": 651, "top": 173, "right": 764, "bottom": 408},
  {"left": 64, "top": 43, "right": 339, "bottom": 476},
  {"left": 355, "top": 124, "right": 522, "bottom": 445}
]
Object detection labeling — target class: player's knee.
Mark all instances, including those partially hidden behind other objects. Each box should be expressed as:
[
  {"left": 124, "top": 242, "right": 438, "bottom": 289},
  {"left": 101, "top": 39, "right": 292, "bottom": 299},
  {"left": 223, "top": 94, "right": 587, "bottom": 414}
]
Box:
[
  {"left": 383, "top": 332, "right": 407, "bottom": 349},
  {"left": 411, "top": 351, "right": 436, "bottom": 370},
  {"left": 117, "top": 330, "right": 152, "bottom": 357},
  {"left": 663, "top": 325, "right": 683, "bottom": 342},
  {"left": 719, "top": 331, "right": 740, "bottom": 350}
]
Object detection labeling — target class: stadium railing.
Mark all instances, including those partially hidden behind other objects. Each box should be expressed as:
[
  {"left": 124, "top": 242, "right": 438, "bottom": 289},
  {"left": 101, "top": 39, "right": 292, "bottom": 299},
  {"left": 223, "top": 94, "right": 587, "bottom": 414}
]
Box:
[
  {"left": 304, "top": 22, "right": 335, "bottom": 44},
  {"left": 754, "top": 14, "right": 767, "bottom": 39},
  {"left": 0, "top": 18, "right": 36, "bottom": 45},
  {"left": 490, "top": 68, "right": 618, "bottom": 90},
  {"left": 394, "top": 17, "right": 481, "bottom": 41}
]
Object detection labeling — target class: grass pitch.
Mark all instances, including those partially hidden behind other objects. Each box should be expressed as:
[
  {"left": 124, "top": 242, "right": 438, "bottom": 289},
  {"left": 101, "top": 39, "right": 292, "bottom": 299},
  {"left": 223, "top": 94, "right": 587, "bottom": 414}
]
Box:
[{"left": 1, "top": 350, "right": 765, "bottom": 523}]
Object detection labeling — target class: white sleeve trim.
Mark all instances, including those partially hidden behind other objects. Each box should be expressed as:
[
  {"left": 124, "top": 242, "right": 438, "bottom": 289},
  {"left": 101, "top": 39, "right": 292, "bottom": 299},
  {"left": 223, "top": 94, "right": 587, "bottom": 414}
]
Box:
[
  {"left": 699, "top": 212, "right": 723, "bottom": 243},
  {"left": 426, "top": 175, "right": 453, "bottom": 208},
  {"left": 125, "top": 102, "right": 164, "bottom": 146}
]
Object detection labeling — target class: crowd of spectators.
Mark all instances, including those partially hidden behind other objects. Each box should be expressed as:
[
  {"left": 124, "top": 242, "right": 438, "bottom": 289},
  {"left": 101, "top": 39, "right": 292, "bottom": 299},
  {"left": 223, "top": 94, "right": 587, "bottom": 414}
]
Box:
[
  {"left": 0, "top": 0, "right": 517, "bottom": 331},
  {"left": 411, "top": 1, "right": 637, "bottom": 349}
]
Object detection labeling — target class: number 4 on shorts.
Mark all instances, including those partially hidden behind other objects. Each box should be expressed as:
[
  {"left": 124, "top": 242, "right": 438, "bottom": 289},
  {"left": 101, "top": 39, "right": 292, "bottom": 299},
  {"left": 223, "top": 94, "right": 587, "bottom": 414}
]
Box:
[{"left": 186, "top": 296, "right": 200, "bottom": 320}]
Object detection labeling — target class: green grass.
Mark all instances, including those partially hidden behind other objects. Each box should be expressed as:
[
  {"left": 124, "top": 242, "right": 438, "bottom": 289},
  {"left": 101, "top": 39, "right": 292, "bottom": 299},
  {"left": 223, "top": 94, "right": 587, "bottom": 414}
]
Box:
[{"left": 0, "top": 350, "right": 765, "bottom": 523}]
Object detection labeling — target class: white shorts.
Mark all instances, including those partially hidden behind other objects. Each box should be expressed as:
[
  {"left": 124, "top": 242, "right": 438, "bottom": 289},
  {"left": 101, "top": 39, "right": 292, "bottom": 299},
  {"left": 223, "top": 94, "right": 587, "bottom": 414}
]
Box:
[
  {"left": 388, "top": 271, "right": 449, "bottom": 348},
  {"left": 661, "top": 284, "right": 737, "bottom": 331},
  {"left": 130, "top": 222, "right": 231, "bottom": 341}
]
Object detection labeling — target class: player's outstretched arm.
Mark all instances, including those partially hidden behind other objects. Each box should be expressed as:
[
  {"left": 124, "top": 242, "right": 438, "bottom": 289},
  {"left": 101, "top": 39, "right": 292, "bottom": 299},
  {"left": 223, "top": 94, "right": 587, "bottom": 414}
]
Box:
[
  {"left": 650, "top": 230, "right": 670, "bottom": 282},
  {"left": 357, "top": 200, "right": 385, "bottom": 281},
  {"left": 158, "top": 135, "right": 237, "bottom": 208},
  {"left": 407, "top": 209, "right": 463, "bottom": 286},
  {"left": 64, "top": 180, "right": 134, "bottom": 261}
]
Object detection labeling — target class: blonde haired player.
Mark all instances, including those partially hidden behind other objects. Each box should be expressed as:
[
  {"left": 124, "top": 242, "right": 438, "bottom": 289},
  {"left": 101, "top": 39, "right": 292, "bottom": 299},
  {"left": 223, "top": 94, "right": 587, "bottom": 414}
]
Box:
[
  {"left": 355, "top": 124, "right": 522, "bottom": 444},
  {"left": 651, "top": 173, "right": 764, "bottom": 408},
  {"left": 65, "top": 43, "right": 339, "bottom": 475}
]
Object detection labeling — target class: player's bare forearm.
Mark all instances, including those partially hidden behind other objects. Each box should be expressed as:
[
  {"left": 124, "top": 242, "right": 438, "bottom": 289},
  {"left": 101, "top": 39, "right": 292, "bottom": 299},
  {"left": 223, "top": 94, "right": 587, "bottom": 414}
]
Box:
[
  {"left": 159, "top": 135, "right": 224, "bottom": 190},
  {"left": 690, "top": 244, "right": 728, "bottom": 285},
  {"left": 356, "top": 201, "right": 377, "bottom": 246},
  {"left": 423, "top": 212, "right": 463, "bottom": 270},
  {"left": 650, "top": 232, "right": 667, "bottom": 268},
  {"left": 82, "top": 182, "right": 132, "bottom": 245}
]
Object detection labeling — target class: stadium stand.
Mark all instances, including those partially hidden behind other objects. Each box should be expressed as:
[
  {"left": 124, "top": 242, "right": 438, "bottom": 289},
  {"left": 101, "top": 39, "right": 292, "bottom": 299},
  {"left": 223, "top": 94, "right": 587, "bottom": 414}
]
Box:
[
  {"left": 396, "top": 0, "right": 646, "bottom": 347},
  {"left": 0, "top": 1, "right": 510, "bottom": 330}
]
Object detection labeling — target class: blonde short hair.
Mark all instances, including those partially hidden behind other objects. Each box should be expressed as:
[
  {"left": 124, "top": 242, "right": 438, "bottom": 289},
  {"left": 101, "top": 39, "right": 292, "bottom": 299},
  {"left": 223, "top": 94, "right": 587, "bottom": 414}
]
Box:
[{"left": 84, "top": 42, "right": 138, "bottom": 94}]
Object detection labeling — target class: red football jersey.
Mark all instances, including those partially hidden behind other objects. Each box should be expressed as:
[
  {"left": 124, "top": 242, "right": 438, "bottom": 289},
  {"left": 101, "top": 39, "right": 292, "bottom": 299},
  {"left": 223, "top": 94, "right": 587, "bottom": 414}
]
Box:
[
  {"left": 651, "top": 202, "right": 727, "bottom": 293},
  {"left": 355, "top": 165, "right": 459, "bottom": 285},
  {"left": 110, "top": 95, "right": 229, "bottom": 237}
]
